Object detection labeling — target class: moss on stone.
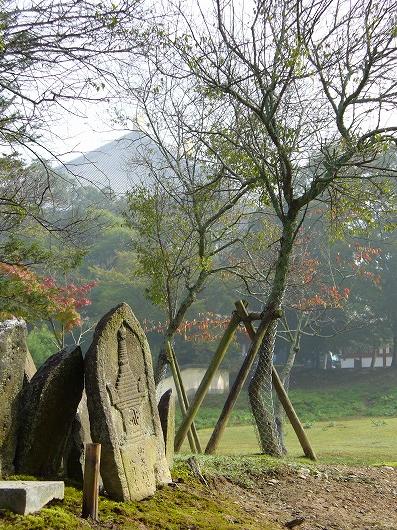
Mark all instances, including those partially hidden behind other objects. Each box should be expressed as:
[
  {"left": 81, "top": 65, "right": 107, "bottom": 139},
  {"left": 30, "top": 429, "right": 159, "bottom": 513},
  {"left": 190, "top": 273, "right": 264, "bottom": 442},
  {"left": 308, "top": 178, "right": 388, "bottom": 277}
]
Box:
[{"left": 5, "top": 475, "right": 37, "bottom": 481}]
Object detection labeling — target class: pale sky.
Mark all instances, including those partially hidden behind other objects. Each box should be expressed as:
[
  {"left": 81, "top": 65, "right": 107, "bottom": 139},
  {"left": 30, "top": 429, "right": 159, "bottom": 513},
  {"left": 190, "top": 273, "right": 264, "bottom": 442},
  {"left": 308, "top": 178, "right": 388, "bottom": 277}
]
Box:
[{"left": 44, "top": 99, "right": 129, "bottom": 163}]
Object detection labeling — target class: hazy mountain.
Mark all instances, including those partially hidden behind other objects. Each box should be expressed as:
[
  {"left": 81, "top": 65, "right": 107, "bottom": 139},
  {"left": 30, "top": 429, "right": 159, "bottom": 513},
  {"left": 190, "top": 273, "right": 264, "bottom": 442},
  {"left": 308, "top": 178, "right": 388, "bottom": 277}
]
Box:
[{"left": 62, "top": 132, "right": 157, "bottom": 194}]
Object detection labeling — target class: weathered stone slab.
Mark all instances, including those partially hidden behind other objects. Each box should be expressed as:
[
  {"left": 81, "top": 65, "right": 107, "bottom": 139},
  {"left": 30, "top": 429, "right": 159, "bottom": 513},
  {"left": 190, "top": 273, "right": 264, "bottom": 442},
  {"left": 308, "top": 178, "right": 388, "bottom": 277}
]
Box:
[
  {"left": 158, "top": 389, "right": 175, "bottom": 466},
  {"left": 16, "top": 346, "right": 84, "bottom": 477},
  {"left": 0, "top": 319, "right": 28, "bottom": 477},
  {"left": 85, "top": 303, "right": 171, "bottom": 501},
  {"left": 63, "top": 391, "right": 92, "bottom": 483},
  {"left": 0, "top": 480, "right": 64, "bottom": 515}
]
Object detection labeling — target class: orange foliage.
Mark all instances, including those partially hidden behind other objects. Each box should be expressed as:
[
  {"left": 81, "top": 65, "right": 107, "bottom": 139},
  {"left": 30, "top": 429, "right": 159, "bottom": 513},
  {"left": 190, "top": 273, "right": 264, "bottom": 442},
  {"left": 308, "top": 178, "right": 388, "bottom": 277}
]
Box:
[
  {"left": 0, "top": 263, "right": 97, "bottom": 330},
  {"left": 143, "top": 313, "right": 247, "bottom": 343}
]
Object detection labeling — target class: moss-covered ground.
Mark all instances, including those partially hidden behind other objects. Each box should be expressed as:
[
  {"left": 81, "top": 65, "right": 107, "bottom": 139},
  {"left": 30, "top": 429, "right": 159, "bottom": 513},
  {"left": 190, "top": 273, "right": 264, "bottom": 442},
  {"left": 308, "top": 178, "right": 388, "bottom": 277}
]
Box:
[{"left": 0, "top": 462, "right": 281, "bottom": 530}]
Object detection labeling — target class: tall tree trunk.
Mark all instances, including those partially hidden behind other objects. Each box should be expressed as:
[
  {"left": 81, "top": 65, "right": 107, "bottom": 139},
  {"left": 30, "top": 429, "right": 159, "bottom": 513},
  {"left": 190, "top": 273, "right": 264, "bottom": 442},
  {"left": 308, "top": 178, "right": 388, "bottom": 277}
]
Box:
[
  {"left": 249, "top": 320, "right": 281, "bottom": 455},
  {"left": 155, "top": 333, "right": 174, "bottom": 386},
  {"left": 249, "top": 215, "right": 297, "bottom": 455},
  {"left": 391, "top": 333, "right": 397, "bottom": 369},
  {"left": 154, "top": 271, "right": 209, "bottom": 386}
]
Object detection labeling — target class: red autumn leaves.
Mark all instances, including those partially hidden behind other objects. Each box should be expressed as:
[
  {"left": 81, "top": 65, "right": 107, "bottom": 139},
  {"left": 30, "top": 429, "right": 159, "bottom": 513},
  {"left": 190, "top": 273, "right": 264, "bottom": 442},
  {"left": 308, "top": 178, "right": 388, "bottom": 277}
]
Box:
[{"left": 0, "top": 263, "right": 97, "bottom": 330}]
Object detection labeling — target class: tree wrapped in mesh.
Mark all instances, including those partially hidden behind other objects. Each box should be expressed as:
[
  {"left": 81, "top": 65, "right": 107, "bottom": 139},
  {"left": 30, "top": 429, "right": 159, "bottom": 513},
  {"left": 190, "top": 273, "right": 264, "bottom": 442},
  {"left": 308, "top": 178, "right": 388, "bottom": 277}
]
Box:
[{"left": 144, "top": 0, "right": 397, "bottom": 453}]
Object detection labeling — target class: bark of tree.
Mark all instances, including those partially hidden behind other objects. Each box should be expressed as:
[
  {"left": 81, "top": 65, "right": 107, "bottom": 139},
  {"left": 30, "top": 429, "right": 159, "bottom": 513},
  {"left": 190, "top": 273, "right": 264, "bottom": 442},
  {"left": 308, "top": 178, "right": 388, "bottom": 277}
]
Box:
[
  {"left": 248, "top": 320, "right": 281, "bottom": 455},
  {"left": 249, "top": 215, "right": 297, "bottom": 454}
]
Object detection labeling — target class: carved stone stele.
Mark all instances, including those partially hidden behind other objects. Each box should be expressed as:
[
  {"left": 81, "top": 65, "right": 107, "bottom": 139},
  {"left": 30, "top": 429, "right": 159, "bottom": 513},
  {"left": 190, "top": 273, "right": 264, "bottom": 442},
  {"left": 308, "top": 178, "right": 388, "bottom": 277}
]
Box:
[{"left": 85, "top": 303, "right": 171, "bottom": 501}]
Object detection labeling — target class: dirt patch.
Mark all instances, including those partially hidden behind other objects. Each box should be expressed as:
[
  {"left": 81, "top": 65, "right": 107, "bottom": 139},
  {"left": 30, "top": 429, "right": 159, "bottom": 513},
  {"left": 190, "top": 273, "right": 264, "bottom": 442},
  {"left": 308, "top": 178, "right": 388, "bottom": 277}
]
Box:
[{"left": 218, "top": 465, "right": 397, "bottom": 530}]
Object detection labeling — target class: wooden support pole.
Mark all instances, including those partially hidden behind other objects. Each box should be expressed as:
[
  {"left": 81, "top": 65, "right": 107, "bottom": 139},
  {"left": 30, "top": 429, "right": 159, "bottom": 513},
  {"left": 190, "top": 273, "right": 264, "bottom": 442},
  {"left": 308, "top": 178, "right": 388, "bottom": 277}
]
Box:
[
  {"left": 169, "top": 344, "right": 203, "bottom": 453},
  {"left": 174, "top": 311, "right": 241, "bottom": 452},
  {"left": 205, "top": 300, "right": 274, "bottom": 454},
  {"left": 82, "top": 443, "right": 101, "bottom": 520},
  {"left": 235, "top": 309, "right": 316, "bottom": 461},
  {"left": 166, "top": 342, "right": 200, "bottom": 453},
  {"left": 271, "top": 367, "right": 316, "bottom": 460}
]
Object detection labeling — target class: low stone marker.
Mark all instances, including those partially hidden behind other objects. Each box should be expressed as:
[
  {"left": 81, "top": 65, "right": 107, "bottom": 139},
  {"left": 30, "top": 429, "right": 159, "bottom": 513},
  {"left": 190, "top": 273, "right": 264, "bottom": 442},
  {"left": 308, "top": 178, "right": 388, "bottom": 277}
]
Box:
[
  {"left": 0, "top": 481, "right": 64, "bottom": 515},
  {"left": 85, "top": 303, "right": 171, "bottom": 501},
  {"left": 16, "top": 346, "right": 84, "bottom": 476},
  {"left": 158, "top": 389, "right": 175, "bottom": 466},
  {"left": 0, "top": 319, "right": 28, "bottom": 476}
]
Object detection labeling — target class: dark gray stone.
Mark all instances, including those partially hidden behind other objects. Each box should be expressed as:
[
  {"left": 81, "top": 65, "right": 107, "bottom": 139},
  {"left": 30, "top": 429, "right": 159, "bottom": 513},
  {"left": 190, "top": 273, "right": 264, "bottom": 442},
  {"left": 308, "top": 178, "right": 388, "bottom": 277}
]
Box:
[
  {"left": 85, "top": 303, "right": 171, "bottom": 501},
  {"left": 158, "top": 389, "right": 175, "bottom": 466},
  {"left": 0, "top": 319, "right": 28, "bottom": 477},
  {"left": 16, "top": 346, "right": 84, "bottom": 477},
  {"left": 0, "top": 480, "right": 64, "bottom": 514},
  {"left": 63, "top": 391, "right": 92, "bottom": 483}
]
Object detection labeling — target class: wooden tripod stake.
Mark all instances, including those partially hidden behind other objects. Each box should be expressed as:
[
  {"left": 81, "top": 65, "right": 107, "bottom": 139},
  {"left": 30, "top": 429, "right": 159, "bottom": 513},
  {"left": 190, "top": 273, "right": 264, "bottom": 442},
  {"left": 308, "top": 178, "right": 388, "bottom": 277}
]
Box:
[
  {"left": 82, "top": 443, "right": 101, "bottom": 520},
  {"left": 166, "top": 342, "right": 202, "bottom": 453},
  {"left": 205, "top": 301, "right": 316, "bottom": 461},
  {"left": 174, "top": 311, "right": 241, "bottom": 452}
]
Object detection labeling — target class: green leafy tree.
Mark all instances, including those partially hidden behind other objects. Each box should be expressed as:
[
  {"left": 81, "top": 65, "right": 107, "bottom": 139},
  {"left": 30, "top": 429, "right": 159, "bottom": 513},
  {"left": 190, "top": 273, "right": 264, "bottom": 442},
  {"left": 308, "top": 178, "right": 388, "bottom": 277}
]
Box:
[
  {"left": 116, "top": 68, "right": 263, "bottom": 383},
  {"left": 27, "top": 325, "right": 58, "bottom": 367},
  {"left": 126, "top": 174, "right": 252, "bottom": 384},
  {"left": 145, "top": 0, "right": 397, "bottom": 453},
  {"left": 0, "top": 0, "right": 144, "bottom": 318}
]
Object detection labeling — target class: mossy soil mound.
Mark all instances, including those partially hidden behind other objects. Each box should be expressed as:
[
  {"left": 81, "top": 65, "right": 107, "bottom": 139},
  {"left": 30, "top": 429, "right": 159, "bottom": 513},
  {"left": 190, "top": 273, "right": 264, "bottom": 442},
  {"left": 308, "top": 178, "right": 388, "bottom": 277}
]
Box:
[
  {"left": 0, "top": 463, "right": 280, "bottom": 530},
  {"left": 2, "top": 456, "right": 396, "bottom": 530}
]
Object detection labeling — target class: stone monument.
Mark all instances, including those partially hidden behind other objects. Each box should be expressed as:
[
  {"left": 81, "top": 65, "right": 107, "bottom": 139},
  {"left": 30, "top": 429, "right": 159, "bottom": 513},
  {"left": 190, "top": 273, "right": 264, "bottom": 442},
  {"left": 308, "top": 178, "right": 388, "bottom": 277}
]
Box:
[
  {"left": 85, "top": 303, "right": 171, "bottom": 501},
  {"left": 63, "top": 391, "right": 92, "bottom": 483},
  {"left": 0, "top": 319, "right": 28, "bottom": 476},
  {"left": 16, "top": 346, "right": 84, "bottom": 476},
  {"left": 158, "top": 389, "right": 175, "bottom": 466}
]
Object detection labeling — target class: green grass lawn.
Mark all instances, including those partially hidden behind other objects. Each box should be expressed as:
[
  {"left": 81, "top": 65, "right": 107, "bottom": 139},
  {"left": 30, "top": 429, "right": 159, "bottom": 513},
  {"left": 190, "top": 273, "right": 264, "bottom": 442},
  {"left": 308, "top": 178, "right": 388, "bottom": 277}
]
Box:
[
  {"left": 183, "top": 369, "right": 397, "bottom": 430},
  {"left": 185, "top": 416, "right": 397, "bottom": 466},
  {"left": 177, "top": 371, "right": 397, "bottom": 465}
]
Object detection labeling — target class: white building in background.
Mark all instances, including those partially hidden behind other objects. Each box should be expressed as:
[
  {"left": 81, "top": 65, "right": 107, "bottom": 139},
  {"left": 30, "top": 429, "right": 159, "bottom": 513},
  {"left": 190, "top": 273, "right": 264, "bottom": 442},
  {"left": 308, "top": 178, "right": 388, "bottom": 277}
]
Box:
[{"left": 340, "top": 345, "right": 392, "bottom": 369}]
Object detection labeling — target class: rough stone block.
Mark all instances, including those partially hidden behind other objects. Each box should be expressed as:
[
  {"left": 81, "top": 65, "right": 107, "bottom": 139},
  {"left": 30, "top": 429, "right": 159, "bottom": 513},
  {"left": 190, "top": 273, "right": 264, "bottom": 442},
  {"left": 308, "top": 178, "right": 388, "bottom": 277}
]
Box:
[
  {"left": 16, "top": 346, "right": 84, "bottom": 477},
  {"left": 0, "top": 319, "right": 28, "bottom": 476},
  {"left": 63, "top": 391, "right": 92, "bottom": 483},
  {"left": 0, "top": 480, "right": 64, "bottom": 515}
]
